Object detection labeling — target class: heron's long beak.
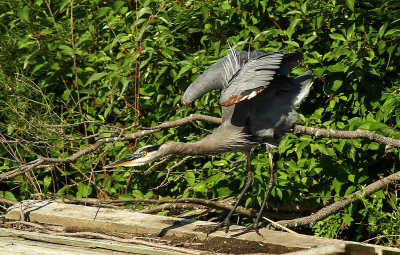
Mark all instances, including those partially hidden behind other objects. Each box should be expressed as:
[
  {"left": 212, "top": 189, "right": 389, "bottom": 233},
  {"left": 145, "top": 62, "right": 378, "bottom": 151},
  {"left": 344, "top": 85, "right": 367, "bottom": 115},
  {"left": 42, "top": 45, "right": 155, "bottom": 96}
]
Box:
[{"left": 104, "top": 154, "right": 140, "bottom": 168}]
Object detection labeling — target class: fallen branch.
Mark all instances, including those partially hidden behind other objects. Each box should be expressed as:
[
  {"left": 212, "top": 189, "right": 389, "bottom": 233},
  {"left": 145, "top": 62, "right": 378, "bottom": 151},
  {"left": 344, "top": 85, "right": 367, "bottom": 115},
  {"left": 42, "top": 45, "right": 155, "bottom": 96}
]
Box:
[
  {"left": 137, "top": 202, "right": 208, "bottom": 214},
  {"left": 56, "top": 196, "right": 254, "bottom": 216},
  {"left": 55, "top": 196, "right": 300, "bottom": 220},
  {"left": 276, "top": 171, "right": 400, "bottom": 228}
]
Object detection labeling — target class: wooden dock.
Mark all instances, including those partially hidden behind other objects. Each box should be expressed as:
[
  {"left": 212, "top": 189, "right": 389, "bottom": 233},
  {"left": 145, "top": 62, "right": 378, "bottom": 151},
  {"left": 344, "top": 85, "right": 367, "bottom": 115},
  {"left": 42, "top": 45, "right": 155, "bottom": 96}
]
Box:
[{"left": 1, "top": 200, "right": 399, "bottom": 254}]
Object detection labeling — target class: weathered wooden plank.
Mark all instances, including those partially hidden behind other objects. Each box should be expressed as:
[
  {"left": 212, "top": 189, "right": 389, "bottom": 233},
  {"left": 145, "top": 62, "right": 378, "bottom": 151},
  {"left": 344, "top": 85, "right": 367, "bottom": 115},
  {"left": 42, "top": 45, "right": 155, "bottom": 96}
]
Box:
[
  {"left": 0, "top": 235, "right": 125, "bottom": 255},
  {"left": 0, "top": 228, "right": 194, "bottom": 255},
  {"left": 4, "top": 200, "right": 336, "bottom": 251},
  {"left": 4, "top": 200, "right": 400, "bottom": 255}
]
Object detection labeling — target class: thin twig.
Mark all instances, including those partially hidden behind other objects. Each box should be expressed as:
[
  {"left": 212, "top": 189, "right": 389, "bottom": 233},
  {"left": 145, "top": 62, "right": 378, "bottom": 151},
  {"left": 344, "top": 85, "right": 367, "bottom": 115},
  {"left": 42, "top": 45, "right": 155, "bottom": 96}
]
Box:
[
  {"left": 262, "top": 216, "right": 297, "bottom": 234},
  {"left": 363, "top": 234, "right": 400, "bottom": 244}
]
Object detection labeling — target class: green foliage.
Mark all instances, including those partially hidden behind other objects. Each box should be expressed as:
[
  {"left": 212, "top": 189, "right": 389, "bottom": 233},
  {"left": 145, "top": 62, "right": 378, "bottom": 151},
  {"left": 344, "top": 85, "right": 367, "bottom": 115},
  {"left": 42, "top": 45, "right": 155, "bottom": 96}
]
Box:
[
  {"left": 1, "top": 0, "right": 400, "bottom": 246},
  {"left": 313, "top": 191, "right": 400, "bottom": 246}
]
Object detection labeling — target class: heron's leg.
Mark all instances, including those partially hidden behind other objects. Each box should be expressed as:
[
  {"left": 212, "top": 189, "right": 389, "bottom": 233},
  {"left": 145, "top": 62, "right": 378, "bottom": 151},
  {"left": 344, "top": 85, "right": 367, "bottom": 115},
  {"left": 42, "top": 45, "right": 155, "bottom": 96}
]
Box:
[
  {"left": 254, "top": 148, "right": 275, "bottom": 228},
  {"left": 231, "top": 147, "right": 275, "bottom": 237},
  {"left": 207, "top": 151, "right": 253, "bottom": 235}
]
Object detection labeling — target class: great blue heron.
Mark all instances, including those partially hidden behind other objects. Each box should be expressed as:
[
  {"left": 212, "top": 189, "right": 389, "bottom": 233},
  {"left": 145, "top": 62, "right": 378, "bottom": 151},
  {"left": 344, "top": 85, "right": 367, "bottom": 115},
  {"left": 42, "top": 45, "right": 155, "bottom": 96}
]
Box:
[{"left": 105, "top": 48, "right": 313, "bottom": 235}]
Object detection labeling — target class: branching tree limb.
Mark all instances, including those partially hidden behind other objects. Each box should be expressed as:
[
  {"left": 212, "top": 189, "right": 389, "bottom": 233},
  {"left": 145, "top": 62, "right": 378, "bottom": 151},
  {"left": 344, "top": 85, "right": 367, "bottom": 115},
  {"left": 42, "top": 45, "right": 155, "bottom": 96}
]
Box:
[
  {"left": 293, "top": 125, "right": 400, "bottom": 148},
  {"left": 2, "top": 113, "right": 400, "bottom": 230},
  {"left": 0, "top": 114, "right": 221, "bottom": 181},
  {"left": 2, "top": 114, "right": 399, "bottom": 181},
  {"left": 276, "top": 171, "right": 400, "bottom": 228}
]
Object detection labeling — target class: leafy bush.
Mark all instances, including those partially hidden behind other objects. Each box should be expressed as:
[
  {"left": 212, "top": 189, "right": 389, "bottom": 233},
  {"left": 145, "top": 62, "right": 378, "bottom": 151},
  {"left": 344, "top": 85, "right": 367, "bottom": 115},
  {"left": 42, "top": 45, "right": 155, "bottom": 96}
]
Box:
[{"left": 1, "top": 0, "right": 400, "bottom": 245}]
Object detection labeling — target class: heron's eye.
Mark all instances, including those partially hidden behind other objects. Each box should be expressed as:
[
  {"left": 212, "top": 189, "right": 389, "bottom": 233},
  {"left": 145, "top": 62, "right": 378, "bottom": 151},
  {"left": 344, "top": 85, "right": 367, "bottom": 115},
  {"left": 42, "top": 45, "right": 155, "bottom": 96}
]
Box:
[{"left": 142, "top": 151, "right": 148, "bottom": 156}]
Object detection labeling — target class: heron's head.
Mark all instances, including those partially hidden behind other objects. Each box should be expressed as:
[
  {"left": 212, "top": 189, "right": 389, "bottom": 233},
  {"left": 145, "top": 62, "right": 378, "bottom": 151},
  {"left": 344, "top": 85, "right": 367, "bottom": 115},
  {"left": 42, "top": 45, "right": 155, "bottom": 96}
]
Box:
[{"left": 104, "top": 145, "right": 161, "bottom": 168}]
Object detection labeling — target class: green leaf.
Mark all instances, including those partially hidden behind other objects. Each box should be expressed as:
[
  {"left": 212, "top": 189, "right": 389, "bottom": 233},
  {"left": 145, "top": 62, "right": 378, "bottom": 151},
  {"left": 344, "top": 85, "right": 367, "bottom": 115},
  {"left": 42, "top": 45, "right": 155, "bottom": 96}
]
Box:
[
  {"left": 329, "top": 33, "right": 346, "bottom": 41},
  {"left": 248, "top": 26, "right": 260, "bottom": 35},
  {"left": 346, "top": 0, "right": 354, "bottom": 12},
  {"left": 132, "top": 190, "right": 144, "bottom": 198},
  {"left": 217, "top": 186, "right": 232, "bottom": 197},
  {"left": 113, "top": 1, "right": 125, "bottom": 11},
  {"left": 348, "top": 174, "right": 355, "bottom": 183},
  {"left": 379, "top": 23, "right": 388, "bottom": 38},
  {"left": 304, "top": 34, "right": 317, "bottom": 46},
  {"left": 286, "top": 18, "right": 301, "bottom": 39},
  {"left": 59, "top": 45, "right": 73, "bottom": 56},
  {"left": 184, "top": 172, "right": 196, "bottom": 186},
  {"left": 387, "top": 45, "right": 396, "bottom": 55},
  {"left": 43, "top": 176, "right": 52, "bottom": 191},
  {"left": 1, "top": 191, "right": 17, "bottom": 201},
  {"left": 96, "top": 7, "right": 111, "bottom": 18},
  {"left": 283, "top": 40, "right": 299, "bottom": 47},
  {"left": 17, "top": 6, "right": 30, "bottom": 23},
  {"left": 332, "top": 178, "right": 344, "bottom": 195},
  {"left": 331, "top": 80, "right": 343, "bottom": 91},
  {"left": 137, "top": 7, "right": 151, "bottom": 19},
  {"left": 385, "top": 29, "right": 399, "bottom": 37},
  {"left": 174, "top": 64, "right": 192, "bottom": 82},
  {"left": 343, "top": 214, "right": 354, "bottom": 226},
  {"left": 86, "top": 72, "right": 107, "bottom": 85},
  {"left": 76, "top": 183, "right": 92, "bottom": 198},
  {"left": 200, "top": 6, "right": 209, "bottom": 20}
]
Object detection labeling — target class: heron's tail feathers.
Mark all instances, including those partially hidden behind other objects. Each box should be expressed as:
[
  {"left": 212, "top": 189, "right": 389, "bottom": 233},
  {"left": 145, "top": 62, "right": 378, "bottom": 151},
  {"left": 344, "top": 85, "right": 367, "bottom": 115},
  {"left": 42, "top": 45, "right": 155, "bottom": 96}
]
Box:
[{"left": 293, "top": 70, "right": 313, "bottom": 106}]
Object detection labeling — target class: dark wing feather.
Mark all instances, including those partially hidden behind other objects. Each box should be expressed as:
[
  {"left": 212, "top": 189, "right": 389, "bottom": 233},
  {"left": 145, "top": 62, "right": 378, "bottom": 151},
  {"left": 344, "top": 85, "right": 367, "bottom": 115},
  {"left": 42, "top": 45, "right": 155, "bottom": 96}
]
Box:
[
  {"left": 181, "top": 49, "right": 304, "bottom": 107},
  {"left": 181, "top": 50, "right": 249, "bottom": 105},
  {"left": 220, "top": 52, "right": 304, "bottom": 106}
]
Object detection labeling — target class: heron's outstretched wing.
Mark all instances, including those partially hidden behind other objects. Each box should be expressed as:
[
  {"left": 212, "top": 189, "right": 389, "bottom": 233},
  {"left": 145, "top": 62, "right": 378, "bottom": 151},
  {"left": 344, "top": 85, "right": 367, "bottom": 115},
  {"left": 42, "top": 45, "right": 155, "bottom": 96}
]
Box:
[
  {"left": 220, "top": 52, "right": 304, "bottom": 106},
  {"left": 181, "top": 49, "right": 304, "bottom": 106},
  {"left": 181, "top": 50, "right": 249, "bottom": 105}
]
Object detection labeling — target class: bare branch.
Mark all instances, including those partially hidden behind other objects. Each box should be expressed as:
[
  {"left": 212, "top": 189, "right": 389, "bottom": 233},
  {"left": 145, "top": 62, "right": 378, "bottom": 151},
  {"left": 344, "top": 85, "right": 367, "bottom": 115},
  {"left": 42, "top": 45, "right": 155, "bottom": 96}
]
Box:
[
  {"left": 137, "top": 202, "right": 208, "bottom": 214},
  {"left": 2, "top": 113, "right": 400, "bottom": 190},
  {"left": 0, "top": 198, "right": 18, "bottom": 205},
  {"left": 54, "top": 196, "right": 297, "bottom": 220},
  {"left": 0, "top": 159, "right": 44, "bottom": 181},
  {"left": 276, "top": 171, "right": 400, "bottom": 228},
  {"left": 293, "top": 125, "right": 400, "bottom": 148}
]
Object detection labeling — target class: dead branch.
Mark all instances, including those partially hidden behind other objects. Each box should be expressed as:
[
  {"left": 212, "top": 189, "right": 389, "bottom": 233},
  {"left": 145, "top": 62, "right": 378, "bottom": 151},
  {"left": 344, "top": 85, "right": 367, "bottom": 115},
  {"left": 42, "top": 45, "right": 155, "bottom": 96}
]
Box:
[
  {"left": 137, "top": 202, "right": 208, "bottom": 214},
  {"left": 55, "top": 196, "right": 300, "bottom": 220},
  {"left": 56, "top": 196, "right": 253, "bottom": 215},
  {"left": 276, "top": 171, "right": 400, "bottom": 228},
  {"left": 3, "top": 114, "right": 400, "bottom": 182},
  {"left": 0, "top": 159, "right": 44, "bottom": 181},
  {"left": 293, "top": 125, "right": 400, "bottom": 148},
  {"left": 0, "top": 198, "right": 18, "bottom": 205},
  {"left": 3, "top": 113, "right": 400, "bottom": 229},
  {"left": 0, "top": 114, "right": 221, "bottom": 181}
]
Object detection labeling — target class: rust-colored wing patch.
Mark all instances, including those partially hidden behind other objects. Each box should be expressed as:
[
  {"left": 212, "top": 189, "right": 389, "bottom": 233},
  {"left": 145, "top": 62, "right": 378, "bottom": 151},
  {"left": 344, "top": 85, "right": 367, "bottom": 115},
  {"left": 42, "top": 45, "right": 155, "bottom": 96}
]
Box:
[
  {"left": 181, "top": 99, "right": 192, "bottom": 106},
  {"left": 220, "top": 87, "right": 266, "bottom": 107}
]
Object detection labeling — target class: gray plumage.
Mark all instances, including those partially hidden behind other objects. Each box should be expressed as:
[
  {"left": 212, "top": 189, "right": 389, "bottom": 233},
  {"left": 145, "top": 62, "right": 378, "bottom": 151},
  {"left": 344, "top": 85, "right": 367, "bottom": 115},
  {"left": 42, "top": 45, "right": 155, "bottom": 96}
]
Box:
[
  {"left": 181, "top": 49, "right": 312, "bottom": 152},
  {"left": 105, "top": 47, "right": 313, "bottom": 234}
]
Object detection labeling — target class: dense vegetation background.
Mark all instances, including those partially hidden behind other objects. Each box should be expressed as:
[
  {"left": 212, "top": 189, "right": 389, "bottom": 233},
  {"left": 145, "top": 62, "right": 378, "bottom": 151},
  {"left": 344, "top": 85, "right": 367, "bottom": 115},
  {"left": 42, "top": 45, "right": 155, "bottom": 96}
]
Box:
[{"left": 1, "top": 0, "right": 399, "bottom": 246}]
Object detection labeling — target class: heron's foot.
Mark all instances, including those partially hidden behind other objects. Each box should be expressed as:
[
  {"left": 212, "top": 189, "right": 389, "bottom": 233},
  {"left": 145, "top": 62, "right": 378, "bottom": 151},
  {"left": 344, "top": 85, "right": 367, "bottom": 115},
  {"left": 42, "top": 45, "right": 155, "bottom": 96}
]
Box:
[
  {"left": 206, "top": 218, "right": 232, "bottom": 236},
  {"left": 231, "top": 222, "right": 263, "bottom": 238}
]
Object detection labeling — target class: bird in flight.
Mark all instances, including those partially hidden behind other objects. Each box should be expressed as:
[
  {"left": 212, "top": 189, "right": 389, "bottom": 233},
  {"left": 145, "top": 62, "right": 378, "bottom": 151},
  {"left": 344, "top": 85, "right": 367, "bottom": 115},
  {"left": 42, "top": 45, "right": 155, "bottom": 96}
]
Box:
[{"left": 105, "top": 47, "right": 313, "bottom": 235}]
